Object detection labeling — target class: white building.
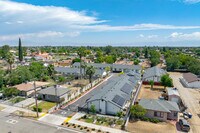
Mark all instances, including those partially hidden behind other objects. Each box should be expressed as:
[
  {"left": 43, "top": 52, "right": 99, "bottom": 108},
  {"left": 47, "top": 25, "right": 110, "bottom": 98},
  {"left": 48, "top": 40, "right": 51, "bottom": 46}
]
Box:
[
  {"left": 181, "top": 73, "right": 200, "bottom": 88},
  {"left": 86, "top": 72, "right": 141, "bottom": 115},
  {"left": 167, "top": 88, "right": 180, "bottom": 103}
]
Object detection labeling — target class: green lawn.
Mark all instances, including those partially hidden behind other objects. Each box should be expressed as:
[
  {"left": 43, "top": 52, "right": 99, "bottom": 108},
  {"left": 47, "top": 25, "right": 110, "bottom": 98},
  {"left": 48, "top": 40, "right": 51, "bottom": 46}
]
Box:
[
  {"left": 9, "top": 97, "right": 25, "bottom": 104},
  {"left": 33, "top": 101, "right": 56, "bottom": 113}
]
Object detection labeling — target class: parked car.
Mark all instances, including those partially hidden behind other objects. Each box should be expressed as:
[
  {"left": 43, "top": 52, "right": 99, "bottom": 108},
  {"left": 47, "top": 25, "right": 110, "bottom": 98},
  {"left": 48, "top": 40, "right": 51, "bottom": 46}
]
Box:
[
  {"left": 179, "top": 119, "right": 190, "bottom": 132},
  {"left": 183, "top": 111, "right": 192, "bottom": 119}
]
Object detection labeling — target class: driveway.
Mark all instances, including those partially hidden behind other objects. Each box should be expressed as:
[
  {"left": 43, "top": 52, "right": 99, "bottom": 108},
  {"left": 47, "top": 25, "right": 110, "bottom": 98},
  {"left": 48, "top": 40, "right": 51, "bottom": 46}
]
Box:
[
  {"left": 14, "top": 98, "right": 36, "bottom": 108},
  {"left": 169, "top": 72, "right": 200, "bottom": 133},
  {"left": 54, "top": 73, "right": 117, "bottom": 117}
]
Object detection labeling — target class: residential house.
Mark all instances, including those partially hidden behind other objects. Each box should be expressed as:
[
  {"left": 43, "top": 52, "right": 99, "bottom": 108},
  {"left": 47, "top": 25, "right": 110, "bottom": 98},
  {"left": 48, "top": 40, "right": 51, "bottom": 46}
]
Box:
[
  {"left": 181, "top": 73, "right": 200, "bottom": 88},
  {"left": 72, "top": 62, "right": 141, "bottom": 73},
  {"left": 13, "top": 81, "right": 49, "bottom": 97},
  {"left": 55, "top": 67, "right": 107, "bottom": 78},
  {"left": 143, "top": 66, "right": 167, "bottom": 83},
  {"left": 139, "top": 99, "right": 180, "bottom": 121},
  {"left": 38, "top": 85, "right": 71, "bottom": 103},
  {"left": 86, "top": 72, "right": 141, "bottom": 115},
  {"left": 167, "top": 88, "right": 180, "bottom": 103}
]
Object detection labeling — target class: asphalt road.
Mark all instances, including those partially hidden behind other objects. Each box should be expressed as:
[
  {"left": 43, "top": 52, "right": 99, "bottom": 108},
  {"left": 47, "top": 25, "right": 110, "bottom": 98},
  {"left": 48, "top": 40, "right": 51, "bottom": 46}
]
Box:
[
  {"left": 54, "top": 74, "right": 118, "bottom": 117},
  {"left": 0, "top": 111, "right": 80, "bottom": 133}
]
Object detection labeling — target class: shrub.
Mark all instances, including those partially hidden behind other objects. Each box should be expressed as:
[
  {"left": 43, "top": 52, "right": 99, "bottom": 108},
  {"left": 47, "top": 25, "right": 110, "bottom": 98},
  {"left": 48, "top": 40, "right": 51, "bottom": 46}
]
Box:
[
  {"left": 141, "top": 117, "right": 150, "bottom": 121},
  {"left": 149, "top": 118, "right": 160, "bottom": 123},
  {"left": 72, "top": 124, "right": 75, "bottom": 126},
  {"left": 33, "top": 107, "right": 42, "bottom": 112},
  {"left": 84, "top": 127, "right": 87, "bottom": 129},
  {"left": 78, "top": 125, "right": 81, "bottom": 127},
  {"left": 98, "top": 129, "right": 101, "bottom": 132},
  {"left": 80, "top": 127, "right": 83, "bottom": 130},
  {"left": 87, "top": 129, "right": 90, "bottom": 132},
  {"left": 92, "top": 128, "right": 95, "bottom": 131}
]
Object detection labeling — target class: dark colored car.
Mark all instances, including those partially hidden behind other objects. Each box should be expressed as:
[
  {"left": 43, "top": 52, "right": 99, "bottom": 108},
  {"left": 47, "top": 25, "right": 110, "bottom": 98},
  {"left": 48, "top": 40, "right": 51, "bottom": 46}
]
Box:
[{"left": 179, "top": 119, "right": 190, "bottom": 132}]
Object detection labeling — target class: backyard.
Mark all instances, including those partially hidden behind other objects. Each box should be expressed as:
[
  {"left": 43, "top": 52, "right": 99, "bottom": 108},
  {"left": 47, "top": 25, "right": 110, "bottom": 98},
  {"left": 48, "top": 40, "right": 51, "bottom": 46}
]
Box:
[
  {"left": 137, "top": 84, "right": 165, "bottom": 100},
  {"left": 127, "top": 121, "right": 176, "bottom": 133}
]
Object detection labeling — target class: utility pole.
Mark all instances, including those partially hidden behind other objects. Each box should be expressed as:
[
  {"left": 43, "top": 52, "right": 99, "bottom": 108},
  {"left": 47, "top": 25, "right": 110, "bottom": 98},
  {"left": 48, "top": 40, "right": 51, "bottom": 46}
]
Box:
[
  {"left": 54, "top": 85, "right": 58, "bottom": 108},
  {"left": 34, "top": 80, "right": 39, "bottom": 118}
]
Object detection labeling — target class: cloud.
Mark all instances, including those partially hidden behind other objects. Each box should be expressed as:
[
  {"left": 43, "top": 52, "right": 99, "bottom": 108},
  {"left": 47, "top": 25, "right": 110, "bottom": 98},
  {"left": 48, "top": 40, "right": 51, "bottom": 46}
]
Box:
[
  {"left": 183, "top": 0, "right": 200, "bottom": 4},
  {"left": 139, "top": 34, "right": 145, "bottom": 38},
  {"left": 169, "top": 32, "right": 200, "bottom": 40},
  {"left": 0, "top": 31, "right": 64, "bottom": 41}
]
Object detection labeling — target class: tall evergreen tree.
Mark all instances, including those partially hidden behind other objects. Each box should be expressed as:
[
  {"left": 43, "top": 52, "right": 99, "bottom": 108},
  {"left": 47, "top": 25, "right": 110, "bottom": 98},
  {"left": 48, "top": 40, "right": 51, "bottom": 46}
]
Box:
[{"left": 18, "top": 38, "right": 23, "bottom": 62}]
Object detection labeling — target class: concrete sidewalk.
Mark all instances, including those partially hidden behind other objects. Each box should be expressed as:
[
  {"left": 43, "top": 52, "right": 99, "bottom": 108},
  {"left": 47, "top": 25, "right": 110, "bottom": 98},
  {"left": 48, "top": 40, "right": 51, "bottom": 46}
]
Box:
[
  {"left": 14, "top": 98, "right": 37, "bottom": 108},
  {"left": 38, "top": 114, "right": 67, "bottom": 125},
  {"left": 0, "top": 103, "right": 36, "bottom": 114}
]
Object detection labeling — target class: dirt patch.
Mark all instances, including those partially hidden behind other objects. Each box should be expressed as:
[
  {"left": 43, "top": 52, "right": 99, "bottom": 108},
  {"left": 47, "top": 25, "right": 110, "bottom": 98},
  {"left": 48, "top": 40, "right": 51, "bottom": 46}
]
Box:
[
  {"left": 127, "top": 121, "right": 176, "bottom": 133},
  {"left": 138, "top": 85, "right": 164, "bottom": 100},
  {"left": 0, "top": 106, "right": 5, "bottom": 111}
]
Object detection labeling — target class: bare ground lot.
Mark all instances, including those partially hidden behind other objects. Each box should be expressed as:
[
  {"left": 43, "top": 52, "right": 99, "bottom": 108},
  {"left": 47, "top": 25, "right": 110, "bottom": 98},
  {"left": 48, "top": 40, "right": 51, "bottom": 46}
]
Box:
[
  {"left": 138, "top": 85, "right": 164, "bottom": 100},
  {"left": 169, "top": 72, "right": 200, "bottom": 133},
  {"left": 127, "top": 121, "right": 176, "bottom": 133}
]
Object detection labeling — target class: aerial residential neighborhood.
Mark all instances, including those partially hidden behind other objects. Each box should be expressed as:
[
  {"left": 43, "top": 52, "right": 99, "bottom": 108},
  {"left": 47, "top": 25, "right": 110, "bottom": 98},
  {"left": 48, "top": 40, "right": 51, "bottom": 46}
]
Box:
[{"left": 0, "top": 0, "right": 200, "bottom": 133}]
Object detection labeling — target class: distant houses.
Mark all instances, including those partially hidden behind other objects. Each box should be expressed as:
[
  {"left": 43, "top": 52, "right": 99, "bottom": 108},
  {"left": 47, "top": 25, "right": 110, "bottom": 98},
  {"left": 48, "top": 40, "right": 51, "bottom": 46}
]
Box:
[
  {"left": 86, "top": 72, "right": 141, "bottom": 115},
  {"left": 143, "top": 66, "right": 167, "bottom": 83},
  {"left": 139, "top": 99, "right": 180, "bottom": 121},
  {"left": 72, "top": 62, "right": 142, "bottom": 73},
  {"left": 181, "top": 72, "right": 200, "bottom": 88},
  {"left": 55, "top": 67, "right": 107, "bottom": 78}
]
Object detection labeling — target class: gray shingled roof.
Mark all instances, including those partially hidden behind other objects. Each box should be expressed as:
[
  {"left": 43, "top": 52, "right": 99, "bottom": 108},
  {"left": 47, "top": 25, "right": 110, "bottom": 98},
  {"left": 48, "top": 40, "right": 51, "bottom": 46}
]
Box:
[
  {"left": 87, "top": 73, "right": 140, "bottom": 108},
  {"left": 38, "top": 86, "right": 70, "bottom": 97},
  {"left": 167, "top": 88, "right": 180, "bottom": 96},
  {"left": 139, "top": 99, "right": 180, "bottom": 113},
  {"left": 143, "top": 66, "right": 167, "bottom": 79},
  {"left": 72, "top": 62, "right": 142, "bottom": 70},
  {"left": 55, "top": 67, "right": 105, "bottom": 76}
]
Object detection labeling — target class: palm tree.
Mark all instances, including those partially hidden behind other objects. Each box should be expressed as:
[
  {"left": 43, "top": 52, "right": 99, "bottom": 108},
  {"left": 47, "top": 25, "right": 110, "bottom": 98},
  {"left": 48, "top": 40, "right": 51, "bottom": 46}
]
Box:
[
  {"left": 6, "top": 52, "right": 15, "bottom": 73},
  {"left": 81, "top": 62, "right": 87, "bottom": 78},
  {"left": 86, "top": 66, "right": 95, "bottom": 87},
  {"left": 77, "top": 47, "right": 86, "bottom": 79}
]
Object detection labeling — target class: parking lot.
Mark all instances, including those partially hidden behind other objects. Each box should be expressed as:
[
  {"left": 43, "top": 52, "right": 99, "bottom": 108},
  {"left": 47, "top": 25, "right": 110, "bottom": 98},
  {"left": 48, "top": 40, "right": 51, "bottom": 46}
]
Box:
[
  {"left": 54, "top": 74, "right": 117, "bottom": 117},
  {"left": 169, "top": 72, "right": 200, "bottom": 133}
]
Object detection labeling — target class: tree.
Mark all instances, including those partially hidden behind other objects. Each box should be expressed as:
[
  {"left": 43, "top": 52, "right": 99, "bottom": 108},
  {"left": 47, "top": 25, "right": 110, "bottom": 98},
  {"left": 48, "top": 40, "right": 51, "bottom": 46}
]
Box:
[
  {"left": 90, "top": 104, "right": 96, "bottom": 114},
  {"left": 86, "top": 66, "right": 95, "bottom": 86},
  {"left": 2, "top": 87, "right": 20, "bottom": 98},
  {"left": 72, "top": 58, "right": 81, "bottom": 64},
  {"left": 130, "top": 105, "right": 147, "bottom": 119},
  {"left": 0, "top": 45, "right": 10, "bottom": 59},
  {"left": 161, "top": 74, "right": 173, "bottom": 89},
  {"left": 6, "top": 52, "right": 15, "bottom": 72},
  {"left": 77, "top": 47, "right": 87, "bottom": 79},
  {"left": 47, "top": 64, "right": 55, "bottom": 77},
  {"left": 18, "top": 38, "right": 23, "bottom": 62},
  {"left": 149, "top": 80, "right": 154, "bottom": 89},
  {"left": 144, "top": 48, "right": 148, "bottom": 58},
  {"left": 105, "top": 66, "right": 111, "bottom": 73},
  {"left": 105, "top": 55, "right": 115, "bottom": 64},
  {"left": 134, "top": 59, "right": 140, "bottom": 65},
  {"left": 29, "top": 62, "right": 47, "bottom": 80},
  {"left": 0, "top": 69, "right": 5, "bottom": 88},
  {"left": 81, "top": 62, "right": 87, "bottom": 77}
]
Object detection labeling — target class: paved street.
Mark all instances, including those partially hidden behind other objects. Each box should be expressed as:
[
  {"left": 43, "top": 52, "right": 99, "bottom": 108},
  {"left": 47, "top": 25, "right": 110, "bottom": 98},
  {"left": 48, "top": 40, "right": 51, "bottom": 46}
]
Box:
[
  {"left": 169, "top": 72, "right": 200, "bottom": 133},
  {"left": 0, "top": 111, "right": 80, "bottom": 133},
  {"left": 54, "top": 74, "right": 117, "bottom": 117}
]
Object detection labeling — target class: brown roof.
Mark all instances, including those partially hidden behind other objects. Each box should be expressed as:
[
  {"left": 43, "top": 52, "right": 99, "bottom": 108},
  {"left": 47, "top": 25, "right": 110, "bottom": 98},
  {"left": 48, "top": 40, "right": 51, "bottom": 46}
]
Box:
[
  {"left": 13, "top": 83, "right": 37, "bottom": 91},
  {"left": 13, "top": 82, "right": 49, "bottom": 92},
  {"left": 183, "top": 73, "right": 200, "bottom": 83}
]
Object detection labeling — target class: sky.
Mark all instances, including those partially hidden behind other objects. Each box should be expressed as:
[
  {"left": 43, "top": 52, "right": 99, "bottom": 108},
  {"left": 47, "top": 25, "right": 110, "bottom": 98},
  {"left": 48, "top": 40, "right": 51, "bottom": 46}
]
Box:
[{"left": 1, "top": 0, "right": 200, "bottom": 46}]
